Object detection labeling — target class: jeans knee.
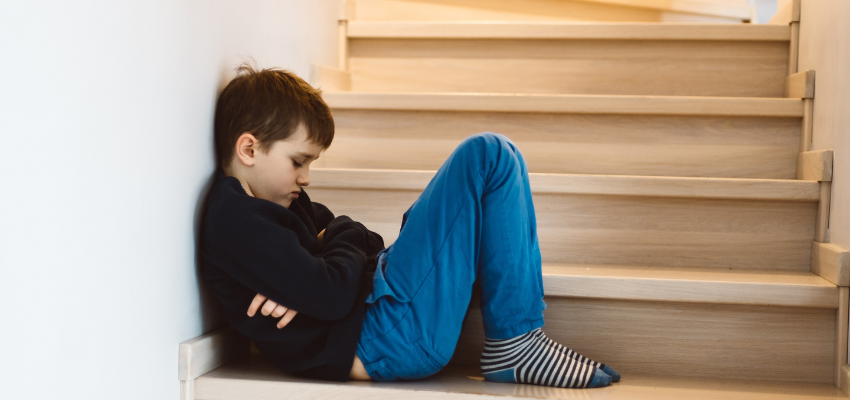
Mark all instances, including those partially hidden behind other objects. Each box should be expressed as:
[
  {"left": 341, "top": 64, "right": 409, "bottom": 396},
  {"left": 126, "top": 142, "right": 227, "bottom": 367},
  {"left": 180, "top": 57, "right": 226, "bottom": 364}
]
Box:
[
  {"left": 458, "top": 132, "right": 513, "bottom": 158},
  {"left": 452, "top": 133, "right": 522, "bottom": 183}
]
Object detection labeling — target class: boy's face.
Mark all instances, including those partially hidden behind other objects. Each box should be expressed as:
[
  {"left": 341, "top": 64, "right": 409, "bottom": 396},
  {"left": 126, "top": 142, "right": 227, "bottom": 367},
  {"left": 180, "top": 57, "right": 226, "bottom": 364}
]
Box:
[{"left": 248, "top": 123, "right": 323, "bottom": 209}]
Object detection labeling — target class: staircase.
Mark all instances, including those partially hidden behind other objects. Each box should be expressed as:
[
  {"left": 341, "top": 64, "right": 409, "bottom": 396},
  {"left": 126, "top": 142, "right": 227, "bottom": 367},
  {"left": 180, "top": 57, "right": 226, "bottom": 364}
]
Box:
[{"left": 179, "top": 1, "right": 850, "bottom": 399}]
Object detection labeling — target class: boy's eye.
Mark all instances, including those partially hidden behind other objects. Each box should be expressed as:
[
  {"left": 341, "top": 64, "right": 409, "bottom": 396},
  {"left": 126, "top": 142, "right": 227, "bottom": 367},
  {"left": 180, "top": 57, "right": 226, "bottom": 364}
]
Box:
[{"left": 292, "top": 160, "right": 303, "bottom": 168}]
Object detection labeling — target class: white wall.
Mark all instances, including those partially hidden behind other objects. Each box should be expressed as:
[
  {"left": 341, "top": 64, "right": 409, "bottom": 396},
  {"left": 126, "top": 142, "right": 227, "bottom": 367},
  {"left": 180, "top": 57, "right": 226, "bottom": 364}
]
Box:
[
  {"left": 0, "top": 1, "right": 338, "bottom": 399},
  {"left": 797, "top": 1, "right": 850, "bottom": 251},
  {"left": 795, "top": 0, "right": 850, "bottom": 362},
  {"left": 751, "top": 0, "right": 778, "bottom": 23}
]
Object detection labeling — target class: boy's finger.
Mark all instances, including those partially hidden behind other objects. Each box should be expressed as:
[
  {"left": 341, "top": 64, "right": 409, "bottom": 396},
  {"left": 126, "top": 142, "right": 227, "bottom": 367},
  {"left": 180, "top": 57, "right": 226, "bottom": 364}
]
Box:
[
  {"left": 247, "top": 293, "right": 267, "bottom": 317},
  {"left": 277, "top": 309, "right": 298, "bottom": 329},
  {"left": 270, "top": 304, "right": 288, "bottom": 318},
  {"left": 261, "top": 298, "right": 279, "bottom": 316}
]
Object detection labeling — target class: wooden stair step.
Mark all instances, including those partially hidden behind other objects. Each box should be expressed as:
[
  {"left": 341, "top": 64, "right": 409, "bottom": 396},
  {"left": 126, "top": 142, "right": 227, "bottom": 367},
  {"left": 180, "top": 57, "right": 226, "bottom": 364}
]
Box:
[
  {"left": 347, "top": 21, "right": 789, "bottom": 40},
  {"left": 194, "top": 353, "right": 847, "bottom": 399},
  {"left": 318, "top": 91, "right": 802, "bottom": 179},
  {"left": 324, "top": 92, "right": 803, "bottom": 117},
  {"left": 307, "top": 168, "right": 819, "bottom": 271},
  {"left": 325, "top": 110, "right": 801, "bottom": 179},
  {"left": 310, "top": 168, "right": 819, "bottom": 201},
  {"left": 453, "top": 293, "right": 836, "bottom": 382},
  {"left": 344, "top": 23, "right": 790, "bottom": 97},
  {"left": 350, "top": 0, "right": 753, "bottom": 24},
  {"left": 541, "top": 263, "right": 838, "bottom": 308}
]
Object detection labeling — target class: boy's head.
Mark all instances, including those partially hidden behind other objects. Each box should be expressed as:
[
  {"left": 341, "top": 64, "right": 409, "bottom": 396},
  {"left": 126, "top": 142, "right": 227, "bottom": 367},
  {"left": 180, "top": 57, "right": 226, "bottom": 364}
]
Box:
[{"left": 214, "top": 63, "right": 333, "bottom": 209}]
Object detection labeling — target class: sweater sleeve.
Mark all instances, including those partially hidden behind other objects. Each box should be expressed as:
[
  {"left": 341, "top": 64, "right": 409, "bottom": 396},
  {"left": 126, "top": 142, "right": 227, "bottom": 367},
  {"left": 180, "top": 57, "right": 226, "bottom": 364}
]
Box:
[
  {"left": 314, "top": 204, "right": 384, "bottom": 261},
  {"left": 312, "top": 202, "right": 335, "bottom": 232},
  {"left": 326, "top": 215, "right": 384, "bottom": 274},
  {"left": 208, "top": 203, "right": 373, "bottom": 322}
]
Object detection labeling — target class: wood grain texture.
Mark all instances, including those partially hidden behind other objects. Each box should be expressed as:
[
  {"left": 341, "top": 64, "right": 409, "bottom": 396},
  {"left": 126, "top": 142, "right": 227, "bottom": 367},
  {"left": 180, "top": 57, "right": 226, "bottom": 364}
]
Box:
[
  {"left": 310, "top": 64, "right": 351, "bottom": 92},
  {"left": 816, "top": 182, "right": 832, "bottom": 242},
  {"left": 785, "top": 69, "right": 816, "bottom": 98},
  {"left": 788, "top": 21, "right": 800, "bottom": 75},
  {"left": 325, "top": 92, "right": 804, "bottom": 116},
  {"left": 585, "top": 0, "right": 751, "bottom": 19},
  {"left": 338, "top": 21, "right": 349, "bottom": 70},
  {"left": 308, "top": 168, "right": 820, "bottom": 200},
  {"left": 195, "top": 353, "right": 848, "bottom": 400},
  {"left": 179, "top": 325, "right": 249, "bottom": 381},
  {"left": 351, "top": 0, "right": 750, "bottom": 23},
  {"left": 791, "top": 0, "right": 802, "bottom": 22},
  {"left": 542, "top": 263, "right": 838, "bottom": 308},
  {"left": 797, "top": 149, "right": 834, "bottom": 181},
  {"left": 326, "top": 109, "right": 800, "bottom": 178},
  {"left": 307, "top": 177, "right": 817, "bottom": 270},
  {"left": 842, "top": 364, "right": 850, "bottom": 397},
  {"left": 347, "top": 38, "right": 789, "bottom": 97},
  {"left": 181, "top": 379, "right": 193, "bottom": 400},
  {"left": 339, "top": 0, "right": 355, "bottom": 20},
  {"left": 347, "top": 21, "right": 789, "bottom": 40},
  {"left": 354, "top": 0, "right": 668, "bottom": 23},
  {"left": 812, "top": 241, "right": 850, "bottom": 287},
  {"left": 452, "top": 296, "right": 836, "bottom": 383},
  {"left": 837, "top": 287, "right": 849, "bottom": 385},
  {"left": 802, "top": 98, "right": 814, "bottom": 151}
]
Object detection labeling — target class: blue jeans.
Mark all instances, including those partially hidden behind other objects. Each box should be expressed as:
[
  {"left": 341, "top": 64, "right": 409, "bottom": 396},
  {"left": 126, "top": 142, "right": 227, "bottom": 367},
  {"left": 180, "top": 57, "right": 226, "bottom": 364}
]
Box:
[{"left": 355, "top": 132, "right": 547, "bottom": 381}]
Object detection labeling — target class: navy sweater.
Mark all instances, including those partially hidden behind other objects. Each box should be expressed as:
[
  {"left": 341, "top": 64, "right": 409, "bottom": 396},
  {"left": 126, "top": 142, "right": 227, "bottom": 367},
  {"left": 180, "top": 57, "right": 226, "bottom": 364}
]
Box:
[{"left": 199, "top": 168, "right": 385, "bottom": 381}]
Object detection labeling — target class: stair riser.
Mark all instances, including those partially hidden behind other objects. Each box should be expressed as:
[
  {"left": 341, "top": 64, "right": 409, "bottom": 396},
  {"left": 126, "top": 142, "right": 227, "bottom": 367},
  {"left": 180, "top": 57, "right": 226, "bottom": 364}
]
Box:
[
  {"left": 307, "top": 188, "right": 817, "bottom": 271},
  {"left": 352, "top": 0, "right": 747, "bottom": 23},
  {"left": 449, "top": 296, "right": 836, "bottom": 383},
  {"left": 323, "top": 109, "right": 801, "bottom": 179},
  {"left": 348, "top": 39, "right": 788, "bottom": 97}
]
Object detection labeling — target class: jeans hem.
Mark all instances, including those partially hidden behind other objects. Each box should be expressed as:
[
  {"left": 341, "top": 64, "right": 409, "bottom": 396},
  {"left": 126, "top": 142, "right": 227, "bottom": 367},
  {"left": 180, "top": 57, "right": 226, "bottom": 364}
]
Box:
[{"left": 482, "top": 316, "right": 545, "bottom": 340}]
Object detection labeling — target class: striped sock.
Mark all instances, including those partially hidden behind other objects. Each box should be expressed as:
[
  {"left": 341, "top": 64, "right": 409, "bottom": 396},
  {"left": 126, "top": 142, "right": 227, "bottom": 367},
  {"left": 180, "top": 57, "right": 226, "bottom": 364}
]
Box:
[
  {"left": 535, "top": 328, "right": 621, "bottom": 382},
  {"left": 480, "top": 329, "right": 612, "bottom": 388}
]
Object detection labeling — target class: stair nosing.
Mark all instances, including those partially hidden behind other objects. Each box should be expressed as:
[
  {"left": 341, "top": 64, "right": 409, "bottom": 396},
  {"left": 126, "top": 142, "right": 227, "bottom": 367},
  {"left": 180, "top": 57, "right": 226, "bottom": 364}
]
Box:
[
  {"left": 541, "top": 263, "right": 838, "bottom": 308},
  {"left": 347, "top": 21, "right": 791, "bottom": 41},
  {"left": 308, "top": 168, "right": 821, "bottom": 202},
  {"left": 323, "top": 92, "right": 804, "bottom": 117}
]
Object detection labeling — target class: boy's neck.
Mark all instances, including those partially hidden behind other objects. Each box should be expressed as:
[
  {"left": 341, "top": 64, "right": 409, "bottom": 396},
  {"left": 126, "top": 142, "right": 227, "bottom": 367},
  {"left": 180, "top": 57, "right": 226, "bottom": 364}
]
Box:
[
  {"left": 223, "top": 165, "right": 255, "bottom": 197},
  {"left": 238, "top": 179, "right": 255, "bottom": 197}
]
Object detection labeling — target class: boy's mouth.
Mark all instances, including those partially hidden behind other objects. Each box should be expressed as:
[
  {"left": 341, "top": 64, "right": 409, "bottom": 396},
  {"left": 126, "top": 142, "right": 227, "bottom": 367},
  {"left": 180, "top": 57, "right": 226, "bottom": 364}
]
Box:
[{"left": 292, "top": 191, "right": 300, "bottom": 198}]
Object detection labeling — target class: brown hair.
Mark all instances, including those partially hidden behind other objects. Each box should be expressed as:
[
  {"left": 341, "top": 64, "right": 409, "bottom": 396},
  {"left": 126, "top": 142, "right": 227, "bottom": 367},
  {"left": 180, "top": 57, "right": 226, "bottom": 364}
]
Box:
[{"left": 214, "top": 62, "right": 334, "bottom": 168}]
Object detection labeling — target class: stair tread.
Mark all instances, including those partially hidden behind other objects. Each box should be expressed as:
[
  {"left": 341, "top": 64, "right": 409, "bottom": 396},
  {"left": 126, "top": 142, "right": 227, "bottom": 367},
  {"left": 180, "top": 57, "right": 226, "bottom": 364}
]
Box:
[
  {"left": 195, "top": 354, "right": 847, "bottom": 400},
  {"left": 558, "top": 0, "right": 751, "bottom": 19},
  {"left": 323, "top": 91, "right": 804, "bottom": 117},
  {"left": 309, "top": 168, "right": 821, "bottom": 201},
  {"left": 541, "top": 263, "right": 838, "bottom": 308},
  {"left": 347, "top": 21, "right": 791, "bottom": 41},
  {"left": 350, "top": 0, "right": 753, "bottom": 21}
]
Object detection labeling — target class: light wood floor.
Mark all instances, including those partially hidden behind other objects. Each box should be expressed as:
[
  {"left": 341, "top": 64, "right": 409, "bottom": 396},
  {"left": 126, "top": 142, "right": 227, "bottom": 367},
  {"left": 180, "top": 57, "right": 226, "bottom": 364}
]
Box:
[{"left": 194, "top": 353, "right": 849, "bottom": 400}]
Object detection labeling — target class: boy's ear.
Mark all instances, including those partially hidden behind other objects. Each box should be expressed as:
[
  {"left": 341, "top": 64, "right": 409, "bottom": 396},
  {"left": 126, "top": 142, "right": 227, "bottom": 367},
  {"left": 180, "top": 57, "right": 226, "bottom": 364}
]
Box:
[{"left": 235, "top": 132, "right": 258, "bottom": 167}]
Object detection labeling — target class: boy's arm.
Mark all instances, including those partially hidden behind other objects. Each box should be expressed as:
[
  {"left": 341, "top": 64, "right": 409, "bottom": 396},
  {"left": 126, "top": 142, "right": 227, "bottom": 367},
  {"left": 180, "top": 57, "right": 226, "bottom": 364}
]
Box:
[
  {"left": 312, "top": 202, "right": 335, "bottom": 232},
  {"left": 210, "top": 209, "right": 372, "bottom": 321},
  {"left": 245, "top": 225, "right": 327, "bottom": 329},
  {"left": 313, "top": 201, "right": 384, "bottom": 260}
]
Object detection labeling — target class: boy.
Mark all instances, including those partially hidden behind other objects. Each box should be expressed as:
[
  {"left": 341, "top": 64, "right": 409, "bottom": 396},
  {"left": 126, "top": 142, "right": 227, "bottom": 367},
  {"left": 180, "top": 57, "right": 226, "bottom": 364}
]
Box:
[{"left": 200, "top": 64, "right": 620, "bottom": 387}]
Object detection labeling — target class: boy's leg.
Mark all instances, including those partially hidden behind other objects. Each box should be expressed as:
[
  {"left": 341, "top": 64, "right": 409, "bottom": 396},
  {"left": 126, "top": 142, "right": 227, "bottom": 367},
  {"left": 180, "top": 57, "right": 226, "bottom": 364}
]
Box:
[
  {"left": 387, "top": 132, "right": 545, "bottom": 333},
  {"left": 357, "top": 132, "right": 541, "bottom": 380},
  {"left": 357, "top": 133, "right": 612, "bottom": 387}
]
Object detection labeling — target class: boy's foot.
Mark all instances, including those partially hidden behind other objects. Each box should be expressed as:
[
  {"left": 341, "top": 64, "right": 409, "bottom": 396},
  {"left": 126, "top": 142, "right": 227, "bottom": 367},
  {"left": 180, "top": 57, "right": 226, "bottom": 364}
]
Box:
[
  {"left": 480, "top": 330, "right": 612, "bottom": 388},
  {"left": 533, "top": 328, "right": 621, "bottom": 382}
]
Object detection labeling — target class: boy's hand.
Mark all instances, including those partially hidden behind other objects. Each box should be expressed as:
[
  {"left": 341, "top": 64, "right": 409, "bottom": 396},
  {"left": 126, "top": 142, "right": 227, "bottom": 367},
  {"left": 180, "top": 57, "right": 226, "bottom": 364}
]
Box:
[
  {"left": 247, "top": 293, "right": 298, "bottom": 329},
  {"left": 317, "top": 228, "right": 326, "bottom": 244}
]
